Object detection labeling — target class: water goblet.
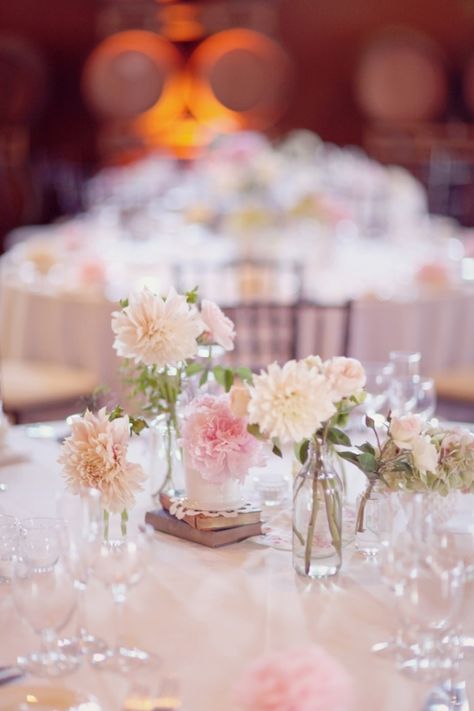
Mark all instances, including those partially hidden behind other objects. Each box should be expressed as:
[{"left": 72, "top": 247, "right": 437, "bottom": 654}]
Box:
[
  {"left": 360, "top": 361, "right": 393, "bottom": 425},
  {"left": 12, "top": 519, "right": 80, "bottom": 676},
  {"left": 0, "top": 514, "right": 19, "bottom": 583},
  {"left": 389, "top": 350, "right": 421, "bottom": 378},
  {"left": 412, "top": 377, "right": 437, "bottom": 420},
  {"left": 56, "top": 488, "right": 109, "bottom": 660},
  {"left": 91, "top": 527, "right": 159, "bottom": 672}
]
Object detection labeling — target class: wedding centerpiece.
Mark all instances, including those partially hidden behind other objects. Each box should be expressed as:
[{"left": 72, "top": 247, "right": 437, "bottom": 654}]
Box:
[
  {"left": 58, "top": 406, "right": 147, "bottom": 537},
  {"left": 341, "top": 413, "right": 474, "bottom": 537},
  {"left": 181, "top": 393, "right": 265, "bottom": 510},
  {"left": 111, "top": 286, "right": 243, "bottom": 495},
  {"left": 236, "top": 356, "right": 366, "bottom": 578}
]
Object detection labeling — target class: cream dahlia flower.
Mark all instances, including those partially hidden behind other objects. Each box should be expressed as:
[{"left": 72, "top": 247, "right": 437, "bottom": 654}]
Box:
[
  {"left": 111, "top": 286, "right": 203, "bottom": 368},
  {"left": 58, "top": 408, "right": 145, "bottom": 513},
  {"left": 248, "top": 360, "right": 336, "bottom": 444}
]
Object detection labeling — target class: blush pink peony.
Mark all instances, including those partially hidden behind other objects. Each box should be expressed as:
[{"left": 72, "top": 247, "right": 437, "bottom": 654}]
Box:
[
  {"left": 181, "top": 395, "right": 264, "bottom": 484},
  {"left": 324, "top": 357, "right": 366, "bottom": 401},
  {"left": 234, "top": 646, "right": 353, "bottom": 711},
  {"left": 200, "top": 299, "right": 236, "bottom": 351}
]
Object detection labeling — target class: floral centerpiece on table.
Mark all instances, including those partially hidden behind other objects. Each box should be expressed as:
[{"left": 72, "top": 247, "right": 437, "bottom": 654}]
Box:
[
  {"left": 232, "top": 356, "right": 366, "bottom": 577},
  {"left": 341, "top": 413, "right": 474, "bottom": 533},
  {"left": 111, "top": 286, "right": 251, "bottom": 494},
  {"left": 58, "top": 407, "right": 147, "bottom": 537},
  {"left": 180, "top": 393, "right": 265, "bottom": 509}
]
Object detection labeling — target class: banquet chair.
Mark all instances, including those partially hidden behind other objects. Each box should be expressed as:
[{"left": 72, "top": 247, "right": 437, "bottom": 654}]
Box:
[
  {"left": 297, "top": 300, "right": 353, "bottom": 360},
  {"left": 1, "top": 358, "right": 98, "bottom": 424}
]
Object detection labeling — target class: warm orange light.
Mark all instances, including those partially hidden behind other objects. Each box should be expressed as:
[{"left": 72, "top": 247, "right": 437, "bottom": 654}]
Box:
[
  {"left": 141, "top": 115, "right": 213, "bottom": 160},
  {"left": 83, "top": 31, "right": 185, "bottom": 122},
  {"left": 158, "top": 5, "right": 204, "bottom": 42},
  {"left": 186, "top": 29, "right": 293, "bottom": 131}
]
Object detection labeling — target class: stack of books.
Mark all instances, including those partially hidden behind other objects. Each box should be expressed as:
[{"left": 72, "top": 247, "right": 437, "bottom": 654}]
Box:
[{"left": 145, "top": 492, "right": 262, "bottom": 547}]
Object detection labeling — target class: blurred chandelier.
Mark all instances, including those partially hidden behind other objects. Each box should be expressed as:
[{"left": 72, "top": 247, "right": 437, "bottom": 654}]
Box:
[{"left": 82, "top": 0, "right": 293, "bottom": 159}]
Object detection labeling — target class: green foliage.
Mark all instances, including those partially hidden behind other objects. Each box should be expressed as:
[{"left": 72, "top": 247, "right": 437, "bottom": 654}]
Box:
[
  {"left": 294, "top": 439, "right": 310, "bottom": 465},
  {"left": 234, "top": 367, "right": 253, "bottom": 384},
  {"left": 119, "top": 298, "right": 129, "bottom": 309},
  {"left": 185, "top": 287, "right": 199, "bottom": 304},
  {"left": 272, "top": 441, "right": 283, "bottom": 458},
  {"left": 326, "top": 427, "right": 351, "bottom": 447}
]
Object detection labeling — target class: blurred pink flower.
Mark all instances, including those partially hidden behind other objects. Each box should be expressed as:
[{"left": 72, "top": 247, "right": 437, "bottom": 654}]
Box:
[
  {"left": 200, "top": 300, "right": 235, "bottom": 351},
  {"left": 234, "top": 646, "right": 352, "bottom": 711},
  {"left": 182, "top": 395, "right": 264, "bottom": 484}
]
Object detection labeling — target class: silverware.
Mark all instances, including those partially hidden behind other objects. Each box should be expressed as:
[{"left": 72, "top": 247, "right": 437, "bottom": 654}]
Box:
[
  {"left": 0, "top": 665, "right": 24, "bottom": 686},
  {"left": 424, "top": 680, "right": 470, "bottom": 711}
]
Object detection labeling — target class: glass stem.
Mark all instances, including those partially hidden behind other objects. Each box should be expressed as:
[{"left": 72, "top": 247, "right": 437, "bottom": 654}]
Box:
[
  {"left": 40, "top": 628, "right": 58, "bottom": 660},
  {"left": 112, "top": 589, "right": 127, "bottom": 652}
]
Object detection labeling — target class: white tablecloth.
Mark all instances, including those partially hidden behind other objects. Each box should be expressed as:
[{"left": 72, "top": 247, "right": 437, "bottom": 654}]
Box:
[
  {"left": 0, "top": 428, "right": 473, "bottom": 711},
  {"left": 2, "top": 278, "right": 474, "bottom": 392}
]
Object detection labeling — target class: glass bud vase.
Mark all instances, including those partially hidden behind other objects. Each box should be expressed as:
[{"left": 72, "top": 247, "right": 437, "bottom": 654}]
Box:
[
  {"left": 355, "top": 481, "right": 390, "bottom": 558},
  {"left": 292, "top": 443, "right": 343, "bottom": 578},
  {"left": 149, "top": 413, "right": 184, "bottom": 501}
]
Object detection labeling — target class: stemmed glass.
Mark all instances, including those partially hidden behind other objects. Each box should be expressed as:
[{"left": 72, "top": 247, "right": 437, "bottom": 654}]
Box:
[
  {"left": 360, "top": 361, "right": 393, "bottom": 425},
  {"left": 12, "top": 517, "right": 80, "bottom": 676},
  {"left": 56, "top": 487, "right": 109, "bottom": 660},
  {"left": 90, "top": 526, "right": 160, "bottom": 672},
  {"left": 0, "top": 513, "right": 19, "bottom": 583}
]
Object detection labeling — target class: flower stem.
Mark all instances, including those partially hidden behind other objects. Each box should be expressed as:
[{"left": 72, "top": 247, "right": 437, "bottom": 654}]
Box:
[
  {"left": 356, "top": 480, "right": 375, "bottom": 533},
  {"left": 322, "top": 477, "right": 341, "bottom": 556},
  {"left": 121, "top": 509, "right": 128, "bottom": 536},
  {"left": 304, "top": 469, "right": 319, "bottom": 575},
  {"left": 103, "top": 509, "right": 109, "bottom": 541}
]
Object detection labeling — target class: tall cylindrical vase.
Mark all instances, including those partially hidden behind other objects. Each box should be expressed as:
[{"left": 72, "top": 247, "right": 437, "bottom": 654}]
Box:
[{"left": 292, "top": 442, "right": 343, "bottom": 578}]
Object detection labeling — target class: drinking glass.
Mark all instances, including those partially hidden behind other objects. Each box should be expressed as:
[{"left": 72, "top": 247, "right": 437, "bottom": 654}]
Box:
[
  {"left": 389, "top": 351, "right": 421, "bottom": 378},
  {"left": 0, "top": 514, "right": 19, "bottom": 583},
  {"left": 412, "top": 377, "right": 437, "bottom": 420},
  {"left": 91, "top": 527, "right": 159, "bottom": 671},
  {"left": 360, "top": 362, "right": 393, "bottom": 424},
  {"left": 393, "top": 530, "right": 465, "bottom": 681},
  {"left": 12, "top": 518, "right": 79, "bottom": 676},
  {"left": 389, "top": 376, "right": 436, "bottom": 420},
  {"left": 56, "top": 488, "right": 108, "bottom": 659}
]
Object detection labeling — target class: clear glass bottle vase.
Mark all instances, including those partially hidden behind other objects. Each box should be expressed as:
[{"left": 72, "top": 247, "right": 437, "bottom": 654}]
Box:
[
  {"left": 292, "top": 442, "right": 343, "bottom": 578},
  {"left": 149, "top": 412, "right": 184, "bottom": 501},
  {"left": 355, "top": 481, "right": 390, "bottom": 558}
]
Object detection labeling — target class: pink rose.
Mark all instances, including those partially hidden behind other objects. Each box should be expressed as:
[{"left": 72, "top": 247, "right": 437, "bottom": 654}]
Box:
[
  {"left": 324, "top": 357, "right": 366, "bottom": 401},
  {"left": 200, "top": 300, "right": 235, "bottom": 351},
  {"left": 181, "top": 395, "right": 264, "bottom": 484},
  {"left": 234, "top": 646, "right": 352, "bottom": 711},
  {"left": 389, "top": 414, "right": 423, "bottom": 450}
]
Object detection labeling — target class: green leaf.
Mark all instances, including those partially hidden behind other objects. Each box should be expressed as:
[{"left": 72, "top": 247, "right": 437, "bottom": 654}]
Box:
[
  {"left": 224, "top": 368, "right": 234, "bottom": 393},
  {"left": 108, "top": 406, "right": 124, "bottom": 421},
  {"left": 119, "top": 298, "right": 129, "bottom": 309},
  {"left": 129, "top": 417, "right": 148, "bottom": 436},
  {"left": 199, "top": 370, "right": 209, "bottom": 386},
  {"left": 185, "top": 286, "right": 199, "bottom": 304},
  {"left": 358, "top": 452, "right": 377, "bottom": 472},
  {"left": 327, "top": 427, "right": 351, "bottom": 447},
  {"left": 185, "top": 362, "right": 203, "bottom": 377},
  {"left": 212, "top": 365, "right": 226, "bottom": 387},
  {"left": 337, "top": 451, "right": 360, "bottom": 466},
  {"left": 295, "top": 439, "right": 310, "bottom": 465},
  {"left": 247, "top": 423, "right": 265, "bottom": 440},
  {"left": 235, "top": 367, "right": 253, "bottom": 383},
  {"left": 272, "top": 442, "right": 283, "bottom": 458},
  {"left": 357, "top": 442, "right": 376, "bottom": 455}
]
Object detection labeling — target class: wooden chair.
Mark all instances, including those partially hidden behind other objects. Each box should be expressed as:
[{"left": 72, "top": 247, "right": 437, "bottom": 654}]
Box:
[
  {"left": 1, "top": 359, "right": 98, "bottom": 423},
  {"left": 297, "top": 300, "right": 353, "bottom": 360}
]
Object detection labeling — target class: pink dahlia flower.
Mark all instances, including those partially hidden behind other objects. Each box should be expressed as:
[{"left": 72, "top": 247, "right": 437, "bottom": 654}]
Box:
[
  {"left": 234, "top": 646, "right": 352, "bottom": 711},
  {"left": 182, "top": 395, "right": 264, "bottom": 484}
]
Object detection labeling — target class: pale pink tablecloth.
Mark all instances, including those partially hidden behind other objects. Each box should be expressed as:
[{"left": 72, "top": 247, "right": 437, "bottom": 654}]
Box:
[{"left": 0, "top": 428, "right": 473, "bottom": 711}]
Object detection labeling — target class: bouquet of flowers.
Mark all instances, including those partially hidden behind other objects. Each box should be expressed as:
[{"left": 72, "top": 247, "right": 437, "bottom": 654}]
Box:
[
  {"left": 231, "top": 355, "right": 366, "bottom": 577},
  {"left": 340, "top": 413, "right": 474, "bottom": 532},
  {"left": 58, "top": 406, "right": 147, "bottom": 536},
  {"left": 111, "top": 286, "right": 250, "bottom": 493}
]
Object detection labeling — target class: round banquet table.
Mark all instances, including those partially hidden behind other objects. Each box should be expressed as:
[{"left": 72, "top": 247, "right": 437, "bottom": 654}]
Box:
[
  {"left": 2, "top": 276, "right": 474, "bottom": 391},
  {"left": 0, "top": 427, "right": 473, "bottom": 711}
]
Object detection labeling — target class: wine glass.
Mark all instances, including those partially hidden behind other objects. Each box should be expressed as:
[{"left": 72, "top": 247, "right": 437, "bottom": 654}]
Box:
[
  {"left": 393, "top": 530, "right": 465, "bottom": 682},
  {"left": 56, "top": 487, "right": 109, "bottom": 659},
  {"left": 412, "top": 377, "right": 437, "bottom": 420},
  {"left": 0, "top": 514, "right": 19, "bottom": 583},
  {"left": 389, "top": 350, "right": 421, "bottom": 378},
  {"left": 389, "top": 376, "right": 436, "bottom": 420},
  {"left": 360, "top": 361, "right": 393, "bottom": 425},
  {"left": 90, "top": 527, "right": 159, "bottom": 672},
  {"left": 12, "top": 518, "right": 80, "bottom": 676}
]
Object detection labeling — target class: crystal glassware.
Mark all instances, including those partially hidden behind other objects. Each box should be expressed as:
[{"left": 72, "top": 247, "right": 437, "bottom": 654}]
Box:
[
  {"left": 360, "top": 361, "right": 393, "bottom": 425},
  {"left": 0, "top": 514, "right": 19, "bottom": 583},
  {"left": 388, "top": 351, "right": 421, "bottom": 378},
  {"left": 56, "top": 487, "right": 109, "bottom": 660},
  {"left": 12, "top": 518, "right": 80, "bottom": 676},
  {"left": 90, "top": 527, "right": 159, "bottom": 671}
]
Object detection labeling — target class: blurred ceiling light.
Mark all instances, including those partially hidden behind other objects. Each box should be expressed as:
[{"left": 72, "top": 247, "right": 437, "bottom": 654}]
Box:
[
  {"left": 82, "top": 30, "right": 184, "bottom": 121},
  {"left": 186, "top": 29, "right": 293, "bottom": 130},
  {"left": 158, "top": 4, "right": 204, "bottom": 42}
]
